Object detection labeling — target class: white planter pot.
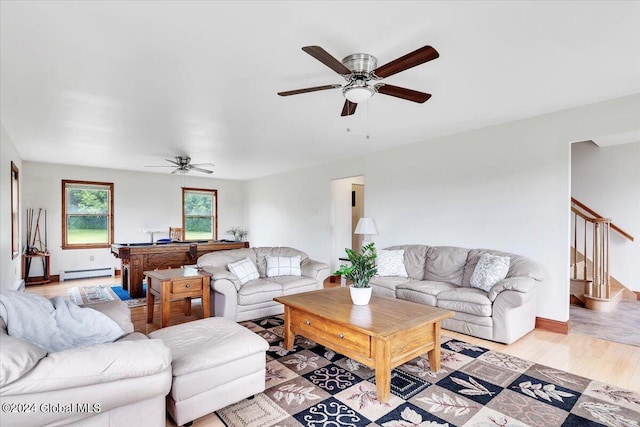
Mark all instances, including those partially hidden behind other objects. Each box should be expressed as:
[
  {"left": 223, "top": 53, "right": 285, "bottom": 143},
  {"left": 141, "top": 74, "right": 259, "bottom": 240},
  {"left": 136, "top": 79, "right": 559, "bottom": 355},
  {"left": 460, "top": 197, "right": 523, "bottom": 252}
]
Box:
[{"left": 349, "top": 285, "right": 372, "bottom": 306}]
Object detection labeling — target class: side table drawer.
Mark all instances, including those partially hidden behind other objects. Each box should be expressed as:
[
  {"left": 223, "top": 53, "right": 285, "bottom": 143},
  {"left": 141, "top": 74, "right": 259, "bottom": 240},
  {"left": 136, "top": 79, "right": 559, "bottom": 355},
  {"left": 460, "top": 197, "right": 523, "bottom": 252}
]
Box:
[
  {"left": 291, "top": 310, "right": 370, "bottom": 357},
  {"left": 171, "top": 278, "right": 203, "bottom": 294}
]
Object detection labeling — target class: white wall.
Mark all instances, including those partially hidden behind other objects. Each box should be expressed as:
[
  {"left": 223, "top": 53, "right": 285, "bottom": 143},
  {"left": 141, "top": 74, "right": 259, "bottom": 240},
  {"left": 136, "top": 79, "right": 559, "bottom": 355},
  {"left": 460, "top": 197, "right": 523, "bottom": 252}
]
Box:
[
  {"left": 246, "top": 158, "right": 360, "bottom": 263},
  {"left": 246, "top": 94, "right": 640, "bottom": 323},
  {"left": 22, "top": 162, "right": 246, "bottom": 276},
  {"left": 0, "top": 124, "right": 23, "bottom": 290},
  {"left": 571, "top": 141, "right": 640, "bottom": 290}
]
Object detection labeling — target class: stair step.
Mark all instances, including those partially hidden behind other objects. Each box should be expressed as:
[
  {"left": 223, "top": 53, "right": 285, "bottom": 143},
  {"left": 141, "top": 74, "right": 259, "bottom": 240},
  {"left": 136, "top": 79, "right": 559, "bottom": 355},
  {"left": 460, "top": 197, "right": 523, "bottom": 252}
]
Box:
[{"left": 582, "top": 288, "right": 623, "bottom": 312}]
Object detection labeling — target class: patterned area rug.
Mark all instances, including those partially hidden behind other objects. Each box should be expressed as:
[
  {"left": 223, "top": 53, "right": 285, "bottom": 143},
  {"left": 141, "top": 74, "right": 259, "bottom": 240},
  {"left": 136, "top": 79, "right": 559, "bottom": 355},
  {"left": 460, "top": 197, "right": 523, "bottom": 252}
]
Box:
[
  {"left": 68, "top": 285, "right": 156, "bottom": 308},
  {"left": 110, "top": 285, "right": 149, "bottom": 308},
  {"left": 215, "top": 316, "right": 640, "bottom": 427},
  {"left": 68, "top": 285, "right": 116, "bottom": 305}
]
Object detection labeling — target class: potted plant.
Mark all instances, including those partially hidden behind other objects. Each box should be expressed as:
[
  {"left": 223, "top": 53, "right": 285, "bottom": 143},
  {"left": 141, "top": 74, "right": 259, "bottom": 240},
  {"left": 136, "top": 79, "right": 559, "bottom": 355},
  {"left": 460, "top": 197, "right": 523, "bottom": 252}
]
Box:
[
  {"left": 227, "top": 226, "right": 248, "bottom": 242},
  {"left": 334, "top": 242, "right": 377, "bottom": 305}
]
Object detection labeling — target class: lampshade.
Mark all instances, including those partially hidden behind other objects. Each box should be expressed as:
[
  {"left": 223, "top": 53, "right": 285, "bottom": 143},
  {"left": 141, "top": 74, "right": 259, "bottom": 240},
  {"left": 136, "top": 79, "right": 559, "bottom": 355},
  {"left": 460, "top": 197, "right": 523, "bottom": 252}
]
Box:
[
  {"left": 344, "top": 85, "right": 374, "bottom": 103},
  {"left": 354, "top": 217, "right": 378, "bottom": 235}
]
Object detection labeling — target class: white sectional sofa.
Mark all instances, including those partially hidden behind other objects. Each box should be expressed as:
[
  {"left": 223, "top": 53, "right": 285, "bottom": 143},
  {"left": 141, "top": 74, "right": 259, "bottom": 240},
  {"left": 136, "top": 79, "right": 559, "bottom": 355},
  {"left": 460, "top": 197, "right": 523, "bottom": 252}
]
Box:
[
  {"left": 0, "top": 300, "right": 172, "bottom": 427},
  {"left": 197, "top": 247, "right": 330, "bottom": 322},
  {"left": 370, "top": 245, "right": 544, "bottom": 344}
]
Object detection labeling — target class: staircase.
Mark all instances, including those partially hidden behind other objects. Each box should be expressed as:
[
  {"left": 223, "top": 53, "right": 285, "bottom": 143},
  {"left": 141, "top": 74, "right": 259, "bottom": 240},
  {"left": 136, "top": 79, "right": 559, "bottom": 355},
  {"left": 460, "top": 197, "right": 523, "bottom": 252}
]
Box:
[{"left": 570, "top": 198, "right": 635, "bottom": 312}]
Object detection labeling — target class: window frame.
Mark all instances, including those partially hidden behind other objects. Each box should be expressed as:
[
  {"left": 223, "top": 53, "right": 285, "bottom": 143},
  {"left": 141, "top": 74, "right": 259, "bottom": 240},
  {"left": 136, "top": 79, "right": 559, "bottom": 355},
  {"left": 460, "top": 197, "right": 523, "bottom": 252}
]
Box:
[
  {"left": 62, "top": 180, "right": 114, "bottom": 249},
  {"left": 182, "top": 187, "right": 218, "bottom": 241}
]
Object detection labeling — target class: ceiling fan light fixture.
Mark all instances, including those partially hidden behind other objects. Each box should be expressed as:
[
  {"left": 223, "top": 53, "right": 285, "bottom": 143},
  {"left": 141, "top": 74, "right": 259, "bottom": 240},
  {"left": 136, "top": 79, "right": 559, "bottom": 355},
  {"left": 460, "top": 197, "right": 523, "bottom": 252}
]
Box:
[{"left": 343, "top": 84, "right": 374, "bottom": 103}]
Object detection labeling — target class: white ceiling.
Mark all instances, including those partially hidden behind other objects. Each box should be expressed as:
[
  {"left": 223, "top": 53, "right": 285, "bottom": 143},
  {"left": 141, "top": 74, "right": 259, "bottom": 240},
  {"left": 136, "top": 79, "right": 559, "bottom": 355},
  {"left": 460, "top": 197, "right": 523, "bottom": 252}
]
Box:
[{"left": 2, "top": 1, "right": 639, "bottom": 180}]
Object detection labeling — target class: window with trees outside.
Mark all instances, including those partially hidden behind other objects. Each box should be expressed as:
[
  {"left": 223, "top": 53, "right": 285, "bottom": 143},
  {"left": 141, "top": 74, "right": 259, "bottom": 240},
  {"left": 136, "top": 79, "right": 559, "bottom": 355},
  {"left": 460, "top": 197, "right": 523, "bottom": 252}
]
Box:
[
  {"left": 62, "top": 180, "right": 114, "bottom": 249},
  {"left": 183, "top": 188, "right": 217, "bottom": 241}
]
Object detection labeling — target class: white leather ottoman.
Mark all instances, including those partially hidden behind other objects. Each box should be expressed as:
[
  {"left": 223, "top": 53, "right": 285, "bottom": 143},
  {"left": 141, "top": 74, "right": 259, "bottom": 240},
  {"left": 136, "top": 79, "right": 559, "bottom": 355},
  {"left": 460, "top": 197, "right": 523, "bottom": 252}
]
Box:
[{"left": 148, "top": 317, "right": 269, "bottom": 426}]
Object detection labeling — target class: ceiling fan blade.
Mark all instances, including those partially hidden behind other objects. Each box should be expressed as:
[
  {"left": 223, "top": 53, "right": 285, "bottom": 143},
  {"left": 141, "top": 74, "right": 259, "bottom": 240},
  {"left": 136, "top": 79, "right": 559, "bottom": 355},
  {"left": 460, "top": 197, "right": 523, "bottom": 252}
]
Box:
[
  {"left": 376, "top": 84, "right": 432, "bottom": 103},
  {"left": 341, "top": 100, "right": 357, "bottom": 116},
  {"left": 190, "top": 167, "right": 214, "bottom": 174},
  {"left": 278, "top": 84, "right": 342, "bottom": 97},
  {"left": 170, "top": 168, "right": 181, "bottom": 174},
  {"left": 190, "top": 162, "right": 215, "bottom": 167},
  {"left": 302, "top": 46, "right": 352, "bottom": 75},
  {"left": 144, "top": 165, "right": 175, "bottom": 168},
  {"left": 165, "top": 158, "right": 181, "bottom": 165},
  {"left": 373, "top": 46, "right": 439, "bottom": 79}
]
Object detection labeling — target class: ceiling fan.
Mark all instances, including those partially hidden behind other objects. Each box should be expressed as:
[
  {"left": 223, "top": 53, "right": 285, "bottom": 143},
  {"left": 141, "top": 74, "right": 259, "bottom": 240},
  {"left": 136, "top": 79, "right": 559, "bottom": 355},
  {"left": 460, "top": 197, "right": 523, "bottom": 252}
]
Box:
[
  {"left": 278, "top": 45, "right": 439, "bottom": 116},
  {"left": 144, "top": 156, "right": 214, "bottom": 174}
]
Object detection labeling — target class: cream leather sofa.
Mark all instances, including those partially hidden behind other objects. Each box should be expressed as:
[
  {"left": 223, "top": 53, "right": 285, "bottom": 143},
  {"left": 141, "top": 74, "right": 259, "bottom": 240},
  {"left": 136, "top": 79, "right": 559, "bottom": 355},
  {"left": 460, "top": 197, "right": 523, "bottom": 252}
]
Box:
[
  {"left": 370, "top": 245, "right": 544, "bottom": 344},
  {"left": 0, "top": 300, "right": 172, "bottom": 427},
  {"left": 197, "top": 247, "right": 330, "bottom": 322}
]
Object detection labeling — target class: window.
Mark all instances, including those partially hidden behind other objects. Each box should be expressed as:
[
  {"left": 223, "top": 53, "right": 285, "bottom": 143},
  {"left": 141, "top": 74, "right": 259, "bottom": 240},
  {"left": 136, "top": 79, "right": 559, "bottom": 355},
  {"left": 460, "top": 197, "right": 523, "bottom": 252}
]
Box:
[
  {"left": 182, "top": 188, "right": 217, "bottom": 241},
  {"left": 62, "top": 180, "right": 114, "bottom": 249},
  {"left": 11, "top": 162, "right": 19, "bottom": 258}
]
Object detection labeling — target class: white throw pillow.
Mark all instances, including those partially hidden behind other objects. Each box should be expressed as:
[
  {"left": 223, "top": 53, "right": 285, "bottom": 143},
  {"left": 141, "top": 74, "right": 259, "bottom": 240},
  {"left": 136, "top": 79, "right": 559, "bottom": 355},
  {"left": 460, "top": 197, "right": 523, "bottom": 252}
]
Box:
[
  {"left": 376, "top": 249, "right": 408, "bottom": 277},
  {"left": 470, "top": 253, "right": 511, "bottom": 292},
  {"left": 266, "top": 255, "right": 302, "bottom": 277},
  {"left": 228, "top": 257, "right": 259, "bottom": 284},
  {"left": 0, "top": 333, "right": 47, "bottom": 387}
]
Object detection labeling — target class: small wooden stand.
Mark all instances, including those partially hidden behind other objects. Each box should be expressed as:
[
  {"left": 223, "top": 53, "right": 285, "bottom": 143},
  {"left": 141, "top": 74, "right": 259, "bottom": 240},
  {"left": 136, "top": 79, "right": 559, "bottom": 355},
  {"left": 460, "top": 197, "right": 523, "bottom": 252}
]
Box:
[
  {"left": 23, "top": 252, "right": 51, "bottom": 285},
  {"left": 144, "top": 267, "right": 211, "bottom": 328}
]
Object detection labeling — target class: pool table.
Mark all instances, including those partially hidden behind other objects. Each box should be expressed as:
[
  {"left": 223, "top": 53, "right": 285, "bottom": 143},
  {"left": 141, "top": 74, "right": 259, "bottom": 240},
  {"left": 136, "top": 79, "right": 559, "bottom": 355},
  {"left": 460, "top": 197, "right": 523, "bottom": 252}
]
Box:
[{"left": 111, "top": 240, "right": 248, "bottom": 297}]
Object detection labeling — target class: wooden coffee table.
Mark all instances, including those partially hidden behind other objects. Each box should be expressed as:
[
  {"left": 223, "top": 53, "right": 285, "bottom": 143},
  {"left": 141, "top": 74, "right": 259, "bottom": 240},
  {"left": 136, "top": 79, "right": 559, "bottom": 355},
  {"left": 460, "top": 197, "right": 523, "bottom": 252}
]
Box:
[
  {"left": 274, "top": 287, "right": 454, "bottom": 402},
  {"left": 144, "top": 267, "right": 211, "bottom": 327}
]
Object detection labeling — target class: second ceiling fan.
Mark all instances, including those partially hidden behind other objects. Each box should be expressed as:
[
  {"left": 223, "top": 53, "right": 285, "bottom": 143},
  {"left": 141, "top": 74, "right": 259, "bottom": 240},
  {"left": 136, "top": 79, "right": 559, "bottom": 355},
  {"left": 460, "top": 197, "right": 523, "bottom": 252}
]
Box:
[{"left": 278, "top": 45, "right": 439, "bottom": 116}]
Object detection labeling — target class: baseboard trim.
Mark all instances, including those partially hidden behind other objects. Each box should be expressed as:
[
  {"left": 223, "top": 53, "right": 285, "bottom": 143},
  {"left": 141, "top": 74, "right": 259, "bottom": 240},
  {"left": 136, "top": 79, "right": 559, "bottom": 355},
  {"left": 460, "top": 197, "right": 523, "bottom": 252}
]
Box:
[{"left": 535, "top": 317, "right": 570, "bottom": 335}]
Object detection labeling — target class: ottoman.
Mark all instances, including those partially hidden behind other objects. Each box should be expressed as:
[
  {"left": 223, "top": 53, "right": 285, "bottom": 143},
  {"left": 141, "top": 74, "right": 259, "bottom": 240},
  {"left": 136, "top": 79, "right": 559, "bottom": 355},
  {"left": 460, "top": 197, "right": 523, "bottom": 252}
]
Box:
[{"left": 148, "top": 317, "right": 269, "bottom": 426}]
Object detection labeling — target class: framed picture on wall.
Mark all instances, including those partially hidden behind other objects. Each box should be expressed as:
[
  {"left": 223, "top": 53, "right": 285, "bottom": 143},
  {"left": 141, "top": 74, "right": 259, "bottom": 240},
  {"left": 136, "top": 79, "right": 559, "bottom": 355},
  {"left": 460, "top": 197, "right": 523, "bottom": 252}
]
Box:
[{"left": 11, "top": 161, "right": 19, "bottom": 258}]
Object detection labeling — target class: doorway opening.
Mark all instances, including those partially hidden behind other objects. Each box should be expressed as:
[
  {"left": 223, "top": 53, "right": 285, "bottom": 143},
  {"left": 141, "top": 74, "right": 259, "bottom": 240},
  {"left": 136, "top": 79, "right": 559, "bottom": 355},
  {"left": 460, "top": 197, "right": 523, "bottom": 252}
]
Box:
[{"left": 330, "top": 175, "right": 365, "bottom": 272}]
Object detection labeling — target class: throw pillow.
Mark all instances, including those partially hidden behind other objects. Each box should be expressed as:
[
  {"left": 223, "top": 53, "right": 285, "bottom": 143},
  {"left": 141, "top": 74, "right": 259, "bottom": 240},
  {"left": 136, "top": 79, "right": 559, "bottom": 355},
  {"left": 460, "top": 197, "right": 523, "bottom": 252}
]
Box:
[
  {"left": 376, "top": 249, "right": 408, "bottom": 277},
  {"left": 470, "top": 253, "right": 511, "bottom": 292},
  {"left": 266, "top": 256, "right": 302, "bottom": 277},
  {"left": 0, "top": 333, "right": 47, "bottom": 387},
  {"left": 228, "top": 257, "right": 259, "bottom": 284}
]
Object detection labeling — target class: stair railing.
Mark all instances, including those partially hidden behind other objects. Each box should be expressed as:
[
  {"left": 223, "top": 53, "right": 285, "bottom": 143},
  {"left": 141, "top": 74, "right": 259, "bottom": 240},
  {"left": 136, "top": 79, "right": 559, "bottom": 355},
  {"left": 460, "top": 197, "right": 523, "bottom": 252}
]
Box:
[
  {"left": 571, "top": 206, "right": 610, "bottom": 299},
  {"left": 570, "top": 197, "right": 637, "bottom": 301}
]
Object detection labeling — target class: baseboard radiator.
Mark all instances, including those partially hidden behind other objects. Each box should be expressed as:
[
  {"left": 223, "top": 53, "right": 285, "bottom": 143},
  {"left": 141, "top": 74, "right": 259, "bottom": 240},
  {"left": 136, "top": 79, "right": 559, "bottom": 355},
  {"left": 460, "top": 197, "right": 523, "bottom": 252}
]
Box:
[{"left": 59, "top": 267, "right": 114, "bottom": 281}]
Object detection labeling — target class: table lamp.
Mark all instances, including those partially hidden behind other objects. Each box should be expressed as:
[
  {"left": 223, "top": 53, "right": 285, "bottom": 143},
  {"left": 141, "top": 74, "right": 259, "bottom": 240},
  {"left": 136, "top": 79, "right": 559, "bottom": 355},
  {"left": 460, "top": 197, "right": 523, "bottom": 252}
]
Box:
[{"left": 354, "top": 217, "right": 378, "bottom": 243}]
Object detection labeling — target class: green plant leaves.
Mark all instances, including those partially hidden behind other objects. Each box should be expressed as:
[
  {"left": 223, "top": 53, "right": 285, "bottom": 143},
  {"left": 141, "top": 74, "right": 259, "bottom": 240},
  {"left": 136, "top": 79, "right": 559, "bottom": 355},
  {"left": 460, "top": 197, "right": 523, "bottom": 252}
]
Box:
[{"left": 333, "top": 242, "right": 377, "bottom": 288}]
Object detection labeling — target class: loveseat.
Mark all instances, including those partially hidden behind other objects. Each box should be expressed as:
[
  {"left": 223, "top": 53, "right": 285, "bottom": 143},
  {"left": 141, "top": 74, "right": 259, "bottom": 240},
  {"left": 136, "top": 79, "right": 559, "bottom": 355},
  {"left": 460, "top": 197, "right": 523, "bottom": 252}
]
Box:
[
  {"left": 370, "top": 245, "right": 544, "bottom": 344},
  {"left": 0, "top": 300, "right": 172, "bottom": 427},
  {"left": 197, "top": 247, "right": 330, "bottom": 322}
]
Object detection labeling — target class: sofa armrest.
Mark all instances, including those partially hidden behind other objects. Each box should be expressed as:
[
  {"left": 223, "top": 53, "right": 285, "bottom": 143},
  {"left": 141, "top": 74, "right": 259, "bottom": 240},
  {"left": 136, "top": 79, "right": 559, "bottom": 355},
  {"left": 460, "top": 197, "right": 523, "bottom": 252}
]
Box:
[
  {"left": 0, "top": 339, "right": 171, "bottom": 396},
  {"left": 301, "top": 259, "right": 330, "bottom": 283},
  {"left": 86, "top": 300, "right": 134, "bottom": 334},
  {"left": 488, "top": 277, "right": 536, "bottom": 302},
  {"left": 209, "top": 278, "right": 239, "bottom": 319},
  {"left": 201, "top": 266, "right": 241, "bottom": 291}
]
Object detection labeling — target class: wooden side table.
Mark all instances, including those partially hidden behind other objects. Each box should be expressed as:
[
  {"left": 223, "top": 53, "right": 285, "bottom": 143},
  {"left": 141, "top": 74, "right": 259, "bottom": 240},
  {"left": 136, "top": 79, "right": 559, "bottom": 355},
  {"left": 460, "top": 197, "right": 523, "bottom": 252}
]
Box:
[
  {"left": 23, "top": 253, "right": 51, "bottom": 285},
  {"left": 144, "top": 267, "right": 211, "bottom": 328}
]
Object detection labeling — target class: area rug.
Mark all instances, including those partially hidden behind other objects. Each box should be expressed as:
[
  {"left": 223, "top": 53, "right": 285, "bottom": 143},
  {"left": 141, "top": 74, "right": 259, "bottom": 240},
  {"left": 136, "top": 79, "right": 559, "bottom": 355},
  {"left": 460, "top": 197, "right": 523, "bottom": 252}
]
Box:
[
  {"left": 215, "top": 316, "right": 640, "bottom": 427},
  {"left": 110, "top": 285, "right": 151, "bottom": 308},
  {"left": 68, "top": 285, "right": 116, "bottom": 305},
  {"left": 68, "top": 285, "right": 154, "bottom": 308}
]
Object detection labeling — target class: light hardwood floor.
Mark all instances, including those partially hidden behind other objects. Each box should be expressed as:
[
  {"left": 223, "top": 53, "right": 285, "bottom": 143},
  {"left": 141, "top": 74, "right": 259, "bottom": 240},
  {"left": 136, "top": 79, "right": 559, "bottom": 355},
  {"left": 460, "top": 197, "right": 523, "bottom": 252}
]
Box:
[{"left": 26, "top": 277, "right": 640, "bottom": 427}]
